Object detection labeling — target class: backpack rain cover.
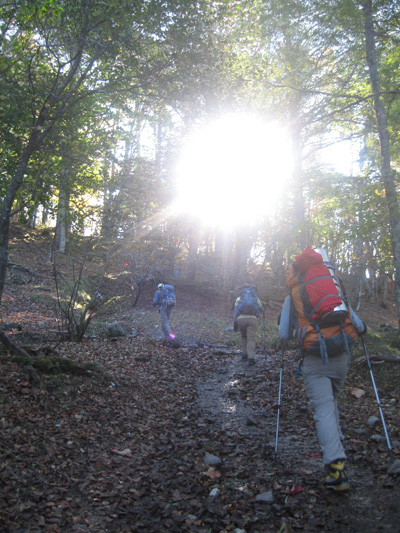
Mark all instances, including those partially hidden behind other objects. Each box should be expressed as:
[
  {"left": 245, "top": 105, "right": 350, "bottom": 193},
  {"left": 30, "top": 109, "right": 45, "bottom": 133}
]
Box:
[
  {"left": 287, "top": 248, "right": 357, "bottom": 357},
  {"left": 237, "top": 287, "right": 259, "bottom": 317},
  {"left": 162, "top": 284, "right": 176, "bottom": 308}
]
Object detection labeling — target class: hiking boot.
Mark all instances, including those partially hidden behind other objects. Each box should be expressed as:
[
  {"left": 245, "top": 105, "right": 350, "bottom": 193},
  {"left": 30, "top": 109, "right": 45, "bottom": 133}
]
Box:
[
  {"left": 248, "top": 358, "right": 255, "bottom": 365},
  {"left": 241, "top": 355, "right": 248, "bottom": 361},
  {"left": 324, "top": 460, "right": 349, "bottom": 492}
]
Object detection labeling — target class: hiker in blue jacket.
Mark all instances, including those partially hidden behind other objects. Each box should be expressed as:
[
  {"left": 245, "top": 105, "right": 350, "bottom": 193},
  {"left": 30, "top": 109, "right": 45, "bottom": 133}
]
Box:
[{"left": 153, "top": 283, "right": 174, "bottom": 338}]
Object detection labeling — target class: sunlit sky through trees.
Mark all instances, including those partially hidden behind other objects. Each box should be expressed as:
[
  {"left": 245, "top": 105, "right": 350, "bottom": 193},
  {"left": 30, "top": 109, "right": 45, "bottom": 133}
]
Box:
[
  {"left": 172, "top": 113, "right": 293, "bottom": 230},
  {"left": 171, "top": 113, "right": 360, "bottom": 231}
]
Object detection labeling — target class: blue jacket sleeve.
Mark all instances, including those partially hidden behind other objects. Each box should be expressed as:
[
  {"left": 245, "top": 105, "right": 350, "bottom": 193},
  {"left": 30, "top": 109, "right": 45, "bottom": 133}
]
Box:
[
  {"left": 349, "top": 305, "right": 367, "bottom": 335},
  {"left": 153, "top": 290, "right": 160, "bottom": 307},
  {"left": 278, "top": 296, "right": 294, "bottom": 340}
]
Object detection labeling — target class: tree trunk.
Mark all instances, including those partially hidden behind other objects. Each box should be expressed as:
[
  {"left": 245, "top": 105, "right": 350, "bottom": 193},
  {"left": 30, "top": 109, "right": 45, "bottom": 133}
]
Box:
[
  {"left": 215, "top": 230, "right": 233, "bottom": 289},
  {"left": 187, "top": 222, "right": 200, "bottom": 281},
  {"left": 361, "top": 0, "right": 400, "bottom": 328},
  {"left": 0, "top": 332, "right": 32, "bottom": 358},
  {"left": 381, "top": 274, "right": 388, "bottom": 308},
  {"left": 54, "top": 185, "right": 71, "bottom": 253},
  {"left": 0, "top": 135, "right": 41, "bottom": 302},
  {"left": 234, "top": 227, "right": 252, "bottom": 286},
  {"left": 289, "top": 101, "right": 307, "bottom": 250}
]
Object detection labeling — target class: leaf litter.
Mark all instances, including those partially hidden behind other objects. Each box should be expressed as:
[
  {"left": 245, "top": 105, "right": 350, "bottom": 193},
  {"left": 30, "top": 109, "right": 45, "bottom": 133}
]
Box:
[
  {"left": 0, "top": 237, "right": 399, "bottom": 532},
  {"left": 0, "top": 330, "right": 399, "bottom": 532}
]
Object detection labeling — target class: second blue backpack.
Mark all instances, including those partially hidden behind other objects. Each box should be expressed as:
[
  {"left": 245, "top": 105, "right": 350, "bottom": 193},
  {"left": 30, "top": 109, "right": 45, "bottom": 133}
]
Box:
[
  {"left": 237, "top": 287, "right": 259, "bottom": 317},
  {"left": 162, "top": 284, "right": 176, "bottom": 308}
]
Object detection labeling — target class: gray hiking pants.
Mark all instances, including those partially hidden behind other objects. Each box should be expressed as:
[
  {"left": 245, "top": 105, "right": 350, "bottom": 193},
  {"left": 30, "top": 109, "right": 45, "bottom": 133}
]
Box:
[
  {"left": 160, "top": 307, "right": 172, "bottom": 337},
  {"left": 237, "top": 315, "right": 258, "bottom": 359},
  {"left": 302, "top": 351, "right": 348, "bottom": 465}
]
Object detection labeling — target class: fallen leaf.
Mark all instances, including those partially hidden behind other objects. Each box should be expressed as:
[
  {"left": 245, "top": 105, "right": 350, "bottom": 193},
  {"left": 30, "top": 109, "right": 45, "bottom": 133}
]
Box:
[
  {"left": 110, "top": 448, "right": 132, "bottom": 457},
  {"left": 350, "top": 388, "right": 365, "bottom": 398},
  {"left": 306, "top": 452, "right": 322, "bottom": 459},
  {"left": 290, "top": 484, "right": 305, "bottom": 495},
  {"left": 202, "top": 468, "right": 221, "bottom": 479}
]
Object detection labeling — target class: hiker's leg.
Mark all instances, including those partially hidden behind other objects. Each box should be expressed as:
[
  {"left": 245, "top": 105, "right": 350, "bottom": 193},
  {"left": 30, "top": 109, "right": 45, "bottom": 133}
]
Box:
[
  {"left": 167, "top": 308, "right": 172, "bottom": 333},
  {"left": 303, "top": 353, "right": 347, "bottom": 465},
  {"left": 237, "top": 317, "right": 248, "bottom": 357},
  {"left": 160, "top": 308, "right": 171, "bottom": 337},
  {"left": 330, "top": 352, "right": 348, "bottom": 440},
  {"left": 245, "top": 317, "right": 257, "bottom": 359},
  {"left": 334, "top": 398, "right": 345, "bottom": 440}
]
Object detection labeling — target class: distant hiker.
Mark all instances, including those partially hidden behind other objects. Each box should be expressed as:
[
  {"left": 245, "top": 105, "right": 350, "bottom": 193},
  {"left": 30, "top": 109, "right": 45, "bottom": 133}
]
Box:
[
  {"left": 279, "top": 247, "right": 366, "bottom": 492},
  {"left": 233, "top": 285, "right": 265, "bottom": 365},
  {"left": 152, "top": 283, "right": 176, "bottom": 338}
]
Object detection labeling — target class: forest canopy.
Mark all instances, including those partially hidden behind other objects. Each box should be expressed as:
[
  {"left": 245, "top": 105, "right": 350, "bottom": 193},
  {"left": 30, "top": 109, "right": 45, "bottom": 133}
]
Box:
[{"left": 1, "top": 0, "right": 400, "bottom": 319}]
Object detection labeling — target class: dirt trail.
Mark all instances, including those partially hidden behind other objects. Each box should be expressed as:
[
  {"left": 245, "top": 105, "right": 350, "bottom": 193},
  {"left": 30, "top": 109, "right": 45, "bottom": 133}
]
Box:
[{"left": 195, "top": 348, "right": 400, "bottom": 532}]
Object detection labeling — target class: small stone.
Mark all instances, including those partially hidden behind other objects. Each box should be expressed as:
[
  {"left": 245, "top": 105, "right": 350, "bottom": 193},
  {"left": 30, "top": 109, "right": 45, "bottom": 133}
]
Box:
[
  {"left": 367, "top": 416, "right": 380, "bottom": 427},
  {"left": 255, "top": 490, "right": 274, "bottom": 503},
  {"left": 204, "top": 452, "right": 222, "bottom": 466},
  {"left": 209, "top": 488, "right": 219, "bottom": 497},
  {"left": 388, "top": 459, "right": 400, "bottom": 475},
  {"left": 370, "top": 434, "right": 385, "bottom": 443},
  {"left": 106, "top": 321, "right": 126, "bottom": 337}
]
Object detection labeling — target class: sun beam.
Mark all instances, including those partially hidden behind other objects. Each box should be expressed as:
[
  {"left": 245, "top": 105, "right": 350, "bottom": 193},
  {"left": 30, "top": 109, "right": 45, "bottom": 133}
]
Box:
[{"left": 173, "top": 113, "right": 293, "bottom": 229}]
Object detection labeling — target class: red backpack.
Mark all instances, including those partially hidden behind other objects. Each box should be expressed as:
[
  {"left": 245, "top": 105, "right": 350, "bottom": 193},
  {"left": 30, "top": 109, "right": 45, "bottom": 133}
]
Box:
[
  {"left": 287, "top": 248, "right": 357, "bottom": 362},
  {"left": 295, "top": 248, "right": 348, "bottom": 326}
]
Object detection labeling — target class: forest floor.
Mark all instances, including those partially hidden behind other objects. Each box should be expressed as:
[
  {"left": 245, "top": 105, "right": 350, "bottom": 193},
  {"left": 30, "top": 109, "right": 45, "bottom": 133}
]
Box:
[{"left": 0, "top": 226, "right": 400, "bottom": 532}]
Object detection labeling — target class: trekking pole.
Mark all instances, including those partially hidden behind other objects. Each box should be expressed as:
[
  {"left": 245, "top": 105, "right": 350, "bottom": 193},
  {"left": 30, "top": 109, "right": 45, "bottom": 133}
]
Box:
[
  {"left": 274, "top": 340, "right": 284, "bottom": 461},
  {"left": 361, "top": 335, "right": 393, "bottom": 460}
]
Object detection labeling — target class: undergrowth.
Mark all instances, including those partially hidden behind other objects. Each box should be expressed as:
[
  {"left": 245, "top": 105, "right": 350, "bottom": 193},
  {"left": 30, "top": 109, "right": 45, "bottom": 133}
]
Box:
[{"left": 10, "top": 355, "right": 102, "bottom": 376}]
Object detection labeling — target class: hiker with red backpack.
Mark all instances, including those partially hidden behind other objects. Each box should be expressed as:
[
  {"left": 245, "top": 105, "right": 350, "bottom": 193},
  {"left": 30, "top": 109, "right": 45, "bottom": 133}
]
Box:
[
  {"left": 279, "top": 247, "right": 366, "bottom": 491},
  {"left": 233, "top": 285, "right": 265, "bottom": 365},
  {"left": 153, "top": 283, "right": 176, "bottom": 338}
]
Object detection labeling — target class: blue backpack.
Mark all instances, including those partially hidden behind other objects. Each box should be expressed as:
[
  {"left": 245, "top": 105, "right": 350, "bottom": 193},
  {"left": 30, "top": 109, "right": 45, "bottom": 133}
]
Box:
[
  {"left": 237, "top": 287, "right": 259, "bottom": 317},
  {"left": 162, "top": 284, "right": 176, "bottom": 308}
]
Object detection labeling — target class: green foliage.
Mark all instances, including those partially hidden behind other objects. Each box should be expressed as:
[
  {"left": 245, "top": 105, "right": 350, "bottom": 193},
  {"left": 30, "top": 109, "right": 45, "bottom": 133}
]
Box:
[
  {"left": 361, "top": 329, "right": 400, "bottom": 358},
  {"left": 1, "top": 0, "right": 400, "bottom": 310}
]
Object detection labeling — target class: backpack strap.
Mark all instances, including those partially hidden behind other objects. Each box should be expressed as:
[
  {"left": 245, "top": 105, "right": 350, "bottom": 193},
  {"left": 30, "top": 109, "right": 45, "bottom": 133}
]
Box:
[
  {"left": 302, "top": 274, "right": 332, "bottom": 285},
  {"left": 340, "top": 321, "right": 351, "bottom": 368},
  {"left": 309, "top": 293, "right": 345, "bottom": 319},
  {"left": 315, "top": 324, "right": 329, "bottom": 365}
]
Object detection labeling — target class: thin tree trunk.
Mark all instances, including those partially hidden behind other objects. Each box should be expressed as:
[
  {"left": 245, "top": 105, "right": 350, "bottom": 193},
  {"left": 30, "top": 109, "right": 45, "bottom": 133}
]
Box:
[
  {"left": 381, "top": 274, "right": 388, "bottom": 308},
  {"left": 289, "top": 100, "right": 306, "bottom": 250},
  {"left": 361, "top": 0, "right": 400, "bottom": 328},
  {"left": 0, "top": 137, "right": 40, "bottom": 302},
  {"left": 54, "top": 185, "right": 71, "bottom": 253}
]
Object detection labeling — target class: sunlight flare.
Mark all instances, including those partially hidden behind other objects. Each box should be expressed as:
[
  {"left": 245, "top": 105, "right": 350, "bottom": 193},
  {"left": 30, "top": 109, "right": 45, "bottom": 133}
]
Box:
[{"left": 173, "top": 113, "right": 293, "bottom": 229}]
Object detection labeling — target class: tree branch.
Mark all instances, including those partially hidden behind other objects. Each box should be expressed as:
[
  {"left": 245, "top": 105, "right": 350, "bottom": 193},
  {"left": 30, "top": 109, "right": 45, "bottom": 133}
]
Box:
[{"left": 0, "top": 332, "right": 32, "bottom": 358}]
